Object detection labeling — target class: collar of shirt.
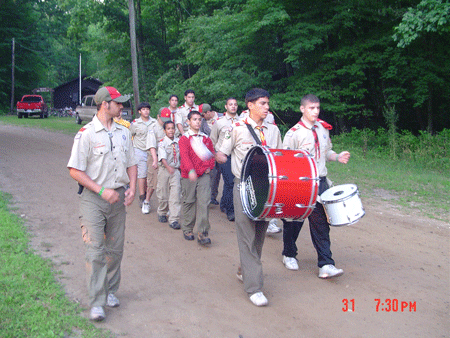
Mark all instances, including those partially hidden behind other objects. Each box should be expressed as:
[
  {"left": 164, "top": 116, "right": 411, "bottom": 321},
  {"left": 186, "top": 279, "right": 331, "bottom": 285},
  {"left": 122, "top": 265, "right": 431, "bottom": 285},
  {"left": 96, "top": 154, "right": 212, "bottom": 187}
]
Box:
[
  {"left": 300, "top": 117, "right": 319, "bottom": 130},
  {"left": 164, "top": 135, "right": 178, "bottom": 144},
  {"left": 135, "top": 116, "right": 155, "bottom": 125},
  {"left": 187, "top": 129, "right": 206, "bottom": 137},
  {"left": 182, "top": 103, "right": 198, "bottom": 110},
  {"left": 244, "top": 117, "right": 269, "bottom": 130},
  {"left": 225, "top": 113, "right": 238, "bottom": 121},
  {"left": 93, "top": 115, "right": 120, "bottom": 133}
]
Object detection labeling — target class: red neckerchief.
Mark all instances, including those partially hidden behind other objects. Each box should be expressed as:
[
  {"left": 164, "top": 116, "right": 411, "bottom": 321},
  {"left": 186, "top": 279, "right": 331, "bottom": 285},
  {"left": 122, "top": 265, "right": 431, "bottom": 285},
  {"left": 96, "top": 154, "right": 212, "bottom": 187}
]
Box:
[{"left": 298, "top": 120, "right": 321, "bottom": 159}]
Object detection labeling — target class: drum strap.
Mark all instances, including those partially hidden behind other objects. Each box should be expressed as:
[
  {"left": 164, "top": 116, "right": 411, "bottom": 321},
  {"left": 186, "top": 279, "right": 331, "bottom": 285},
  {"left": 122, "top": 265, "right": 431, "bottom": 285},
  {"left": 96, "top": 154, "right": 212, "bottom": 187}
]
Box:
[{"left": 245, "top": 123, "right": 262, "bottom": 146}]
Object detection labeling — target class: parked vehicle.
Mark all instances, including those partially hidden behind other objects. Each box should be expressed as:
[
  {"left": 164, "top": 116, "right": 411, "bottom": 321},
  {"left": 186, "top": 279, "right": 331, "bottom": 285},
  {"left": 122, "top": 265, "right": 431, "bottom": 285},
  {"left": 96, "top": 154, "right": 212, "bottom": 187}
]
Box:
[
  {"left": 17, "top": 95, "right": 48, "bottom": 118},
  {"left": 75, "top": 95, "right": 133, "bottom": 124}
]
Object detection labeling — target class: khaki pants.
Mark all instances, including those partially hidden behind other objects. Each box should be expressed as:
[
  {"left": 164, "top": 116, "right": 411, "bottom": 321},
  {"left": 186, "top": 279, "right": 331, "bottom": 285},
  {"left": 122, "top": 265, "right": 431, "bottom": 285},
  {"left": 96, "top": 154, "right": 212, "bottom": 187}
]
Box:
[
  {"left": 181, "top": 173, "right": 211, "bottom": 234},
  {"left": 146, "top": 152, "right": 158, "bottom": 189},
  {"left": 156, "top": 166, "right": 181, "bottom": 224},
  {"left": 79, "top": 187, "right": 126, "bottom": 307},
  {"left": 233, "top": 179, "right": 269, "bottom": 295}
]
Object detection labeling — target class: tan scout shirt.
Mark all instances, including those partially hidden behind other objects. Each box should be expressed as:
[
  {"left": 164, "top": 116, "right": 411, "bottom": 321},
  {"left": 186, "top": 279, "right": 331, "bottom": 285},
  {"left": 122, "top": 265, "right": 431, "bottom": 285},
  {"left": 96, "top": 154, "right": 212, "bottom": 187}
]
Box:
[
  {"left": 130, "top": 117, "right": 157, "bottom": 151},
  {"left": 67, "top": 115, "right": 137, "bottom": 189},
  {"left": 282, "top": 117, "right": 337, "bottom": 177},
  {"left": 152, "top": 122, "right": 166, "bottom": 147},
  {"left": 158, "top": 136, "right": 180, "bottom": 169},
  {"left": 175, "top": 103, "right": 199, "bottom": 133},
  {"left": 206, "top": 112, "right": 219, "bottom": 130},
  {"left": 210, "top": 113, "right": 240, "bottom": 151},
  {"left": 240, "top": 110, "right": 275, "bottom": 124},
  {"left": 219, "top": 117, "right": 283, "bottom": 179}
]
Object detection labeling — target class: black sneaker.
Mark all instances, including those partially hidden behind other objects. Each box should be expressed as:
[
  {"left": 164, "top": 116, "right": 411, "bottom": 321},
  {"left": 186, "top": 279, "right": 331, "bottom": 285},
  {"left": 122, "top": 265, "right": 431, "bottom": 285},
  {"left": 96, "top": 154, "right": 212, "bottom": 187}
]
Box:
[
  {"left": 183, "top": 231, "right": 195, "bottom": 241},
  {"left": 210, "top": 199, "right": 219, "bottom": 205},
  {"left": 158, "top": 215, "right": 168, "bottom": 223},
  {"left": 170, "top": 221, "right": 180, "bottom": 230},
  {"left": 227, "top": 212, "right": 235, "bottom": 222},
  {"left": 197, "top": 232, "right": 211, "bottom": 245}
]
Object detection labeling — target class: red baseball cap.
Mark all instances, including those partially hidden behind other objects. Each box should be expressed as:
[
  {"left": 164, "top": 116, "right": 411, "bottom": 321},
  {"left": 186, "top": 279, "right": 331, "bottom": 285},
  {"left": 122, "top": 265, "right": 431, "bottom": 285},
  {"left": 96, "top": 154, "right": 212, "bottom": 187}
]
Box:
[
  {"left": 159, "top": 107, "right": 172, "bottom": 122},
  {"left": 94, "top": 86, "right": 130, "bottom": 104}
]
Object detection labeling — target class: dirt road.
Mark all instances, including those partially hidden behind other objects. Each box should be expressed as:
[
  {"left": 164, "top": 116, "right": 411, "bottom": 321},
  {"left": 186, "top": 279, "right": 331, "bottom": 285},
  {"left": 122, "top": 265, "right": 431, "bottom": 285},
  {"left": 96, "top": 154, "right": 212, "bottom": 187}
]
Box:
[{"left": 0, "top": 124, "right": 448, "bottom": 338}]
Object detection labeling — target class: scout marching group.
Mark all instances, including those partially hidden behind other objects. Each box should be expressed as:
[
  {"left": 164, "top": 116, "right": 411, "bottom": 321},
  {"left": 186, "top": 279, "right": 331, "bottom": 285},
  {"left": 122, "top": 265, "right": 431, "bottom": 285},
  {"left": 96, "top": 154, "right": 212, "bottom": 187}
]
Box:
[{"left": 68, "top": 86, "right": 351, "bottom": 321}]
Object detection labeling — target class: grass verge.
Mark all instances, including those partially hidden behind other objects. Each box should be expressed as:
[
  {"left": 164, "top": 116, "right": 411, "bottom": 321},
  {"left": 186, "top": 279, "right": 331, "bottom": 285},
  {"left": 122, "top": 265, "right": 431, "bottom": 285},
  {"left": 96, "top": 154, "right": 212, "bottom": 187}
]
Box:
[
  {"left": 0, "top": 191, "right": 113, "bottom": 338},
  {"left": 0, "top": 115, "right": 83, "bottom": 135}
]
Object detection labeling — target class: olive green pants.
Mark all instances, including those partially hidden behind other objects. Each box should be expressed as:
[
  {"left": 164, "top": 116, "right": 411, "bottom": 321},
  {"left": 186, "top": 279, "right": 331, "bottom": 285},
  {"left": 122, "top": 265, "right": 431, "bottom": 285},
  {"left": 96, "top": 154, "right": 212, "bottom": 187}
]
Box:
[
  {"left": 79, "top": 187, "right": 126, "bottom": 307},
  {"left": 181, "top": 173, "right": 211, "bottom": 234}
]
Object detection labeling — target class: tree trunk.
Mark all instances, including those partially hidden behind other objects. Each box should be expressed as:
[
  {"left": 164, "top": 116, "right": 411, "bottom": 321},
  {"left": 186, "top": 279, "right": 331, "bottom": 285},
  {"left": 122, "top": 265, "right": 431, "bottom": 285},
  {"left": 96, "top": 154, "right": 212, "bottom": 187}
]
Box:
[
  {"left": 128, "top": 0, "right": 140, "bottom": 109},
  {"left": 136, "top": 0, "right": 147, "bottom": 97}
]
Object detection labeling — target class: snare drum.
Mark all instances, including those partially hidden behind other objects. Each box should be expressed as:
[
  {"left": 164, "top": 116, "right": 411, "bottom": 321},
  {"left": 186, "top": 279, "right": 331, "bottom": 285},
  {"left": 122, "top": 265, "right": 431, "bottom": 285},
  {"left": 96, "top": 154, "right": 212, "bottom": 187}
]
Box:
[
  {"left": 320, "top": 184, "right": 365, "bottom": 226},
  {"left": 240, "top": 145, "right": 319, "bottom": 220}
]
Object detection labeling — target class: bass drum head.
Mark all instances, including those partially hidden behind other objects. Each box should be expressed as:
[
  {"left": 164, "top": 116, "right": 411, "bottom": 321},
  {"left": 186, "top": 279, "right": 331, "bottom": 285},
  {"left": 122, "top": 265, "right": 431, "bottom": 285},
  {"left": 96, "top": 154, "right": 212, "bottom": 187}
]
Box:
[{"left": 240, "top": 146, "right": 269, "bottom": 219}]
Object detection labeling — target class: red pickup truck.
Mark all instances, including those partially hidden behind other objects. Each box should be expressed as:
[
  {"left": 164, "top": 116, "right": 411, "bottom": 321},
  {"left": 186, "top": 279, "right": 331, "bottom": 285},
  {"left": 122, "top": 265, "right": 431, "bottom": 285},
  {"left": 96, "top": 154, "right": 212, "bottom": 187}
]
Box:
[{"left": 17, "top": 95, "right": 48, "bottom": 118}]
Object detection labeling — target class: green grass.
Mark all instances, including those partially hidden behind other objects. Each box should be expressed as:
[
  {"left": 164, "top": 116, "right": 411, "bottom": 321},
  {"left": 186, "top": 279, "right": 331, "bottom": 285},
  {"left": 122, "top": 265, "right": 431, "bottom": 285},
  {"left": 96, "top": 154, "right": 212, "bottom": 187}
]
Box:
[
  {"left": 0, "top": 192, "right": 114, "bottom": 338},
  {"left": 0, "top": 115, "right": 83, "bottom": 135}
]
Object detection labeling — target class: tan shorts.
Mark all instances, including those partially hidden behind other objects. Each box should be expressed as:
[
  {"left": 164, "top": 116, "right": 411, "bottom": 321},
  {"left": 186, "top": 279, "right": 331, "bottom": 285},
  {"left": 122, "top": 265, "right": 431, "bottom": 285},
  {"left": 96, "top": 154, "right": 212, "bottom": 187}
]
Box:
[
  {"left": 135, "top": 148, "right": 148, "bottom": 179},
  {"left": 147, "top": 152, "right": 158, "bottom": 189}
]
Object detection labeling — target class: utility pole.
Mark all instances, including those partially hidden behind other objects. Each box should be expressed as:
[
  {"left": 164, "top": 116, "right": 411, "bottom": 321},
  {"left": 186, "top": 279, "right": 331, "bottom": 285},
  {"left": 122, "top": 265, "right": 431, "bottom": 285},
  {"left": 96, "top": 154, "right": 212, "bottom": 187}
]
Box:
[
  {"left": 10, "top": 38, "right": 15, "bottom": 115},
  {"left": 128, "top": 0, "right": 140, "bottom": 109},
  {"left": 79, "top": 53, "right": 82, "bottom": 105}
]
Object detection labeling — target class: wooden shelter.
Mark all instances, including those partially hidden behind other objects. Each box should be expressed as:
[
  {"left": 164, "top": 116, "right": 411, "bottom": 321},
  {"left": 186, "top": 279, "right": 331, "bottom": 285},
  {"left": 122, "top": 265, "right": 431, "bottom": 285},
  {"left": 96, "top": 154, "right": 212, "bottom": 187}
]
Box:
[{"left": 53, "top": 77, "right": 103, "bottom": 109}]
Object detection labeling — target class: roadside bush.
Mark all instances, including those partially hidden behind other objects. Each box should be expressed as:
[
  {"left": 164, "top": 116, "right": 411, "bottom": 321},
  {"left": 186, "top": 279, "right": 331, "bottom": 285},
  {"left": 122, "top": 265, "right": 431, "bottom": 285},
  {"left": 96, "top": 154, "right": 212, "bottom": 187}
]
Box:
[{"left": 332, "top": 128, "right": 450, "bottom": 172}]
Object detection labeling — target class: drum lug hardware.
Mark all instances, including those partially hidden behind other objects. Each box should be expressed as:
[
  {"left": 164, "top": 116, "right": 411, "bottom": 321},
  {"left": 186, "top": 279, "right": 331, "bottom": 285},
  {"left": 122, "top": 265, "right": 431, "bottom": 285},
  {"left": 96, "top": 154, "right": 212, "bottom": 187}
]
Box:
[
  {"left": 295, "top": 203, "right": 305, "bottom": 208},
  {"left": 299, "top": 176, "right": 312, "bottom": 181},
  {"left": 294, "top": 153, "right": 305, "bottom": 158},
  {"left": 274, "top": 203, "right": 284, "bottom": 214},
  {"left": 278, "top": 175, "right": 288, "bottom": 180},
  {"left": 274, "top": 151, "right": 283, "bottom": 156}
]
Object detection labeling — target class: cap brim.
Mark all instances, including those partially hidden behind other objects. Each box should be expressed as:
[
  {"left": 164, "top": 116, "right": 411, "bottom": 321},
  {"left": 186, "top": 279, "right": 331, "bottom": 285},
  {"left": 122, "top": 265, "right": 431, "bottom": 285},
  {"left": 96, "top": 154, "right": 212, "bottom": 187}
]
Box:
[
  {"left": 112, "top": 94, "right": 131, "bottom": 103},
  {"left": 160, "top": 117, "right": 171, "bottom": 122}
]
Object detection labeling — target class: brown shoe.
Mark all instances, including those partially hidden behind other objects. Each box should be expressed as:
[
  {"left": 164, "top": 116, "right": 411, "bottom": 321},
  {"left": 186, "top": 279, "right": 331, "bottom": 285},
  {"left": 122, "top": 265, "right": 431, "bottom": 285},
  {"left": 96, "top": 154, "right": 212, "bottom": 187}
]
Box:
[{"left": 197, "top": 232, "right": 211, "bottom": 246}]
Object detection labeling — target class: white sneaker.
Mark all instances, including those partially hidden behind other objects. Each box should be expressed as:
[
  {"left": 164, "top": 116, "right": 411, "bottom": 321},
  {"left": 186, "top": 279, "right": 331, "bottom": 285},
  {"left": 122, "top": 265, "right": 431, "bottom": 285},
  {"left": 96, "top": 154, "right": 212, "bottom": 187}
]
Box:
[
  {"left": 106, "top": 293, "right": 120, "bottom": 307},
  {"left": 249, "top": 292, "right": 268, "bottom": 307},
  {"left": 282, "top": 255, "right": 299, "bottom": 270},
  {"left": 90, "top": 306, "right": 105, "bottom": 321},
  {"left": 266, "top": 219, "right": 282, "bottom": 234},
  {"left": 141, "top": 201, "right": 150, "bottom": 214},
  {"left": 318, "top": 264, "right": 344, "bottom": 279}
]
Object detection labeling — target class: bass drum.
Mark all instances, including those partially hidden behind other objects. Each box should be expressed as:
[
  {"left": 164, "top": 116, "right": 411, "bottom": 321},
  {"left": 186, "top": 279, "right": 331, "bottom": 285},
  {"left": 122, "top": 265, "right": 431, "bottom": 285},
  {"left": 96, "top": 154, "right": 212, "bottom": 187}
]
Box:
[
  {"left": 321, "top": 184, "right": 365, "bottom": 226},
  {"left": 240, "top": 145, "right": 319, "bottom": 221}
]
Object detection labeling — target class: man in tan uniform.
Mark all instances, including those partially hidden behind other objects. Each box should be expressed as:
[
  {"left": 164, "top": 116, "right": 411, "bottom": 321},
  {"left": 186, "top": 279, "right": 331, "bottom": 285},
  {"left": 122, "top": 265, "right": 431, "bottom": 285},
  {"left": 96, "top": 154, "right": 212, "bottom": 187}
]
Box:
[
  {"left": 216, "top": 88, "right": 282, "bottom": 307},
  {"left": 129, "top": 103, "right": 157, "bottom": 214},
  {"left": 68, "top": 86, "right": 137, "bottom": 321},
  {"left": 210, "top": 97, "right": 239, "bottom": 221},
  {"left": 281, "top": 94, "right": 350, "bottom": 277},
  {"left": 175, "top": 89, "right": 199, "bottom": 135}
]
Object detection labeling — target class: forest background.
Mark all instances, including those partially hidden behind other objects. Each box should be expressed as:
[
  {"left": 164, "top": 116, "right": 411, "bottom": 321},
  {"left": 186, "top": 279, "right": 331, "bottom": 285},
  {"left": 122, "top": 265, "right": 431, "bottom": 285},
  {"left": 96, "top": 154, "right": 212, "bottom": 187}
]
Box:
[{"left": 1, "top": 0, "right": 449, "bottom": 135}]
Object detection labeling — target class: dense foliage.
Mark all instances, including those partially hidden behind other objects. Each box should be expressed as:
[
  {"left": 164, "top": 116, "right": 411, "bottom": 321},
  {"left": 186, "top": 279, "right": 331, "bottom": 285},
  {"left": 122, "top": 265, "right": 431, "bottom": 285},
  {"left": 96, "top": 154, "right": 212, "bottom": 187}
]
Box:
[{"left": 1, "top": 0, "right": 449, "bottom": 133}]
